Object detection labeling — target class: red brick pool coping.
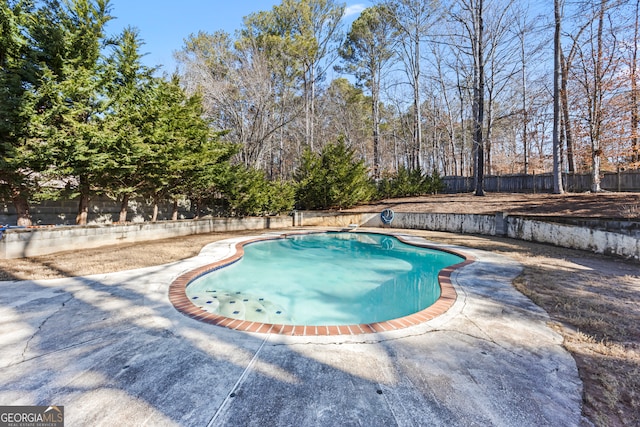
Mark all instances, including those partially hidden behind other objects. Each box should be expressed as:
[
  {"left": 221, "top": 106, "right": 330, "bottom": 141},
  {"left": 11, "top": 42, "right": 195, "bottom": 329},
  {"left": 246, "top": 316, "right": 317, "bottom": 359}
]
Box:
[{"left": 168, "top": 231, "right": 475, "bottom": 336}]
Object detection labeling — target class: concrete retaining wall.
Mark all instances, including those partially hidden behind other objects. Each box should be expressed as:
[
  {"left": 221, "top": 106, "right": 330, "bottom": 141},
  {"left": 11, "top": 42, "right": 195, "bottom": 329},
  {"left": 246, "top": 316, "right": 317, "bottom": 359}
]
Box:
[
  {"left": 294, "top": 211, "right": 378, "bottom": 227},
  {"left": 297, "top": 211, "right": 640, "bottom": 261},
  {"left": 3, "top": 210, "right": 638, "bottom": 261},
  {"left": 507, "top": 217, "right": 640, "bottom": 259},
  {"left": 360, "top": 212, "right": 500, "bottom": 235},
  {"left": 0, "top": 216, "right": 292, "bottom": 259}
]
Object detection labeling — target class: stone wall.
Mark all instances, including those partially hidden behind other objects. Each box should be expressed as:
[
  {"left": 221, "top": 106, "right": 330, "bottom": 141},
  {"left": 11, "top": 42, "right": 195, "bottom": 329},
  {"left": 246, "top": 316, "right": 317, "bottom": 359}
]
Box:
[{"left": 506, "top": 216, "right": 640, "bottom": 259}]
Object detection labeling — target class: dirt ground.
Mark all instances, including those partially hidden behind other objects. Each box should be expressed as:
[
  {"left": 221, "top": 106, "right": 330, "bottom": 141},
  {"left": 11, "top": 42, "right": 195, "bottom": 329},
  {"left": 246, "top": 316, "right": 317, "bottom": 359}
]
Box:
[
  {"left": 347, "top": 191, "right": 640, "bottom": 218},
  {"left": 1, "top": 192, "right": 638, "bottom": 426}
]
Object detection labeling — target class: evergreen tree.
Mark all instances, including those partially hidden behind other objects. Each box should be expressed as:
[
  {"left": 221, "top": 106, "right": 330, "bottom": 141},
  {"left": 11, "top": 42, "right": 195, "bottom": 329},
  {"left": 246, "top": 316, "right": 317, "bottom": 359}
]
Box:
[
  {"left": 102, "top": 27, "right": 156, "bottom": 222},
  {"left": 295, "top": 138, "right": 373, "bottom": 209},
  {"left": 29, "top": 0, "right": 114, "bottom": 225},
  {"left": 0, "top": 0, "right": 40, "bottom": 225},
  {"left": 223, "top": 166, "right": 295, "bottom": 217},
  {"left": 144, "top": 76, "right": 237, "bottom": 221}
]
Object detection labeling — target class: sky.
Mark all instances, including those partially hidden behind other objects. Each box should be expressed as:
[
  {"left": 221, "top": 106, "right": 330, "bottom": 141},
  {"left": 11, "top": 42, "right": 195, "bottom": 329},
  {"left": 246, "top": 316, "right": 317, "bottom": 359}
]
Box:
[{"left": 105, "top": 1, "right": 368, "bottom": 74}]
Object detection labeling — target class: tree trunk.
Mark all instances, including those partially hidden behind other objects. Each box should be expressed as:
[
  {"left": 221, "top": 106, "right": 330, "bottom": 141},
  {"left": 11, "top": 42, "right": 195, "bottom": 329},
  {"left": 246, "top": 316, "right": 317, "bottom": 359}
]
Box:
[
  {"left": 193, "top": 197, "right": 201, "bottom": 219},
  {"left": 520, "top": 32, "right": 529, "bottom": 175},
  {"left": 310, "top": 65, "right": 315, "bottom": 151},
  {"left": 485, "top": 98, "right": 493, "bottom": 176},
  {"left": 304, "top": 64, "right": 314, "bottom": 151},
  {"left": 485, "top": 132, "right": 492, "bottom": 176},
  {"left": 152, "top": 195, "right": 160, "bottom": 222},
  {"left": 591, "top": 0, "right": 607, "bottom": 192},
  {"left": 631, "top": 0, "right": 640, "bottom": 164},
  {"left": 561, "top": 53, "right": 576, "bottom": 172},
  {"left": 591, "top": 151, "right": 602, "bottom": 191},
  {"left": 413, "top": 31, "right": 422, "bottom": 171},
  {"left": 11, "top": 185, "right": 32, "bottom": 227},
  {"left": 76, "top": 175, "right": 90, "bottom": 225},
  {"left": 119, "top": 193, "right": 129, "bottom": 223},
  {"left": 172, "top": 199, "right": 179, "bottom": 221},
  {"left": 473, "top": 0, "right": 485, "bottom": 196},
  {"left": 445, "top": 97, "right": 457, "bottom": 176},
  {"left": 553, "top": 0, "right": 565, "bottom": 194},
  {"left": 458, "top": 76, "right": 467, "bottom": 178},
  {"left": 372, "top": 73, "right": 381, "bottom": 179}
]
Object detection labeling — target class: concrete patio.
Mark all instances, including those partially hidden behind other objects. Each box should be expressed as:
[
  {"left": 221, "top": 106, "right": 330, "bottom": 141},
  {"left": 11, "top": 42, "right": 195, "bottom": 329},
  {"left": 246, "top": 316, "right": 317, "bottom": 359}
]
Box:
[{"left": 0, "top": 230, "right": 585, "bottom": 426}]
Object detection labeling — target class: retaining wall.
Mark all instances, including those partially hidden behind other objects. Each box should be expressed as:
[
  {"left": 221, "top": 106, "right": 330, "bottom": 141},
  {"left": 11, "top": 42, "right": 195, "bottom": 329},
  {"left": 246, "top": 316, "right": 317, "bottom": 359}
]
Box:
[
  {"left": 2, "top": 211, "right": 638, "bottom": 261},
  {"left": 506, "top": 217, "right": 640, "bottom": 260},
  {"left": 0, "top": 216, "right": 292, "bottom": 259},
  {"left": 295, "top": 211, "right": 640, "bottom": 261}
]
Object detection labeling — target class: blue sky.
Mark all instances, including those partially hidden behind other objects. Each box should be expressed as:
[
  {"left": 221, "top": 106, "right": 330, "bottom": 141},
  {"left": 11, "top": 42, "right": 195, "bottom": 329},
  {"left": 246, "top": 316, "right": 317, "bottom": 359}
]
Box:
[{"left": 106, "top": 1, "right": 368, "bottom": 73}]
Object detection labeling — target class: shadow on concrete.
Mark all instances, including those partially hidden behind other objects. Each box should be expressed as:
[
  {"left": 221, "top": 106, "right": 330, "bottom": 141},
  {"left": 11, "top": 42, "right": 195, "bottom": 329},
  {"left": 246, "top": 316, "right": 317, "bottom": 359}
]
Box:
[
  {"left": 0, "top": 234, "right": 590, "bottom": 426},
  {"left": 0, "top": 262, "right": 429, "bottom": 425}
]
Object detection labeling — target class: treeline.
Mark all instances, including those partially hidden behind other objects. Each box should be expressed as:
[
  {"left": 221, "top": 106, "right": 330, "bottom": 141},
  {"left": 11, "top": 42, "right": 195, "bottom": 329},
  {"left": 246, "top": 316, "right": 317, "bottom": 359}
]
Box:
[
  {"left": 177, "top": 0, "right": 640, "bottom": 194},
  {"left": 1, "top": 0, "right": 442, "bottom": 226},
  {"left": 6, "top": 0, "right": 639, "bottom": 226}
]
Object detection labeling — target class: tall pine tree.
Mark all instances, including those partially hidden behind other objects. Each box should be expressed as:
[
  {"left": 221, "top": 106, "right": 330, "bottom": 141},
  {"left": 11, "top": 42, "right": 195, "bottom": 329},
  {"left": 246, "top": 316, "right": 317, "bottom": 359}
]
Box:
[
  {"left": 0, "top": 0, "right": 41, "bottom": 226},
  {"left": 29, "top": 0, "right": 113, "bottom": 225},
  {"left": 339, "top": 5, "right": 396, "bottom": 179},
  {"left": 102, "top": 27, "right": 156, "bottom": 222}
]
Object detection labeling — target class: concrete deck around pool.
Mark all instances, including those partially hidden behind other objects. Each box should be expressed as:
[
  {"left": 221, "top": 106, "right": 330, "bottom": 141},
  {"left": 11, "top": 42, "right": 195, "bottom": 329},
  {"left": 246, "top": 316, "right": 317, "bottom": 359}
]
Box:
[{"left": 0, "top": 229, "right": 586, "bottom": 426}]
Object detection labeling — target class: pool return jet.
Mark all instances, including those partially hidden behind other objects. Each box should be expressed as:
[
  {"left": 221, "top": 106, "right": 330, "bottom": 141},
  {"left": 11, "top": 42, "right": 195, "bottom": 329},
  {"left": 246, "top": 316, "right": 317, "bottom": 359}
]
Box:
[{"left": 381, "top": 208, "right": 395, "bottom": 225}]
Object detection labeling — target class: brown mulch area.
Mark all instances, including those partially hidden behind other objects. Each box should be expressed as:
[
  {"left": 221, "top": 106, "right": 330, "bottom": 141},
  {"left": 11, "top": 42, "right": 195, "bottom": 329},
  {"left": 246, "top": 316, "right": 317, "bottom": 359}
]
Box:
[{"left": 0, "top": 192, "right": 638, "bottom": 425}]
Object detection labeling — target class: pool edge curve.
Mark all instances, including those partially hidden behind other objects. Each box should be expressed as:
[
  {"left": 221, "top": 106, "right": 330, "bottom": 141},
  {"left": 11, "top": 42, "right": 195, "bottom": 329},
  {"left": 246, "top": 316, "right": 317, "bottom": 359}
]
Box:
[{"left": 168, "top": 231, "right": 475, "bottom": 336}]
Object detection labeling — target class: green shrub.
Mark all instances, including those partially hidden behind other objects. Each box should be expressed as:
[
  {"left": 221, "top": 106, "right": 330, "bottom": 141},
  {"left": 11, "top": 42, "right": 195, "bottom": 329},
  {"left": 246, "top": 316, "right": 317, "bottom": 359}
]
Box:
[
  {"left": 374, "top": 166, "right": 443, "bottom": 199},
  {"left": 295, "top": 138, "right": 374, "bottom": 210},
  {"left": 266, "top": 179, "right": 296, "bottom": 215},
  {"left": 224, "top": 166, "right": 295, "bottom": 216}
]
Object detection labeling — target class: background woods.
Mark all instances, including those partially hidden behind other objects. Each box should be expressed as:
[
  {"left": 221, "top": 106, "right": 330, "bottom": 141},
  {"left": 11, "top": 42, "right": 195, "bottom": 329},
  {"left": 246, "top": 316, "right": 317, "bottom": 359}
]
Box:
[
  {"left": 2, "top": 0, "right": 640, "bottom": 226},
  {"left": 176, "top": 0, "right": 640, "bottom": 191}
]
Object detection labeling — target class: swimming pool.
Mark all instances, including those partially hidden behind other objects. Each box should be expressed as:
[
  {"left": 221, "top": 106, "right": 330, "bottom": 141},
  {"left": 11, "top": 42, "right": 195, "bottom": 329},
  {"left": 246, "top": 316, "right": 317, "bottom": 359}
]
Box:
[{"left": 171, "top": 232, "right": 468, "bottom": 334}]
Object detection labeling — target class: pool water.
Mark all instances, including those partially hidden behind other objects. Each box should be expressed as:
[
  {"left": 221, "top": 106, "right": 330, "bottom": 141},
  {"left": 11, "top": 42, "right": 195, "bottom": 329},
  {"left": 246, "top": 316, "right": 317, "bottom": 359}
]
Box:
[{"left": 186, "top": 232, "right": 463, "bottom": 326}]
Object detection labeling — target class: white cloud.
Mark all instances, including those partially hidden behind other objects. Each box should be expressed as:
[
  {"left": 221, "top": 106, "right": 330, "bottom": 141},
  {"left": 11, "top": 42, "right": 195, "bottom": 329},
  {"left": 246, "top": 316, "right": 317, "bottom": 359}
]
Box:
[{"left": 344, "top": 4, "right": 366, "bottom": 18}]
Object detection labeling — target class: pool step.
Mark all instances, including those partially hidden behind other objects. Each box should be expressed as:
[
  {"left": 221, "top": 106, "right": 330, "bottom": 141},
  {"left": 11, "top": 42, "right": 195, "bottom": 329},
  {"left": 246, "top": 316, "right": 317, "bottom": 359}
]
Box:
[{"left": 190, "top": 290, "right": 292, "bottom": 323}]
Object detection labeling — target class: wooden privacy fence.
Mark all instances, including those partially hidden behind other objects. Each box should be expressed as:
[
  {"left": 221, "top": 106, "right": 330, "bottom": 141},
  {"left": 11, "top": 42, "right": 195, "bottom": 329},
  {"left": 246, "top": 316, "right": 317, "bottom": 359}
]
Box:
[{"left": 443, "top": 170, "right": 640, "bottom": 193}]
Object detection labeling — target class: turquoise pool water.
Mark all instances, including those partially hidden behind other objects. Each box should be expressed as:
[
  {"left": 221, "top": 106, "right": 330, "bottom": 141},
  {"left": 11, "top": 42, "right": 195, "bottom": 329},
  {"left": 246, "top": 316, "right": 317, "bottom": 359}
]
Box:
[{"left": 186, "top": 232, "right": 463, "bottom": 326}]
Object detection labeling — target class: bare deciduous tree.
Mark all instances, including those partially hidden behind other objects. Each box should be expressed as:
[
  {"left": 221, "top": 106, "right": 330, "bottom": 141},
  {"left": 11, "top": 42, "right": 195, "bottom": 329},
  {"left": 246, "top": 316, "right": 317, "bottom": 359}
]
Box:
[
  {"left": 553, "top": 0, "right": 565, "bottom": 194},
  {"left": 383, "top": 0, "right": 441, "bottom": 171}
]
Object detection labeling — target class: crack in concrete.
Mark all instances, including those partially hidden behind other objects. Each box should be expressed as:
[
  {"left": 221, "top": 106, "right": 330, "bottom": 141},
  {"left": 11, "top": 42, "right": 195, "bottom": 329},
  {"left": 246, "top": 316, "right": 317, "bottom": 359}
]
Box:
[
  {"left": 21, "top": 295, "right": 75, "bottom": 362},
  {"left": 264, "top": 325, "right": 519, "bottom": 354},
  {"left": 5, "top": 306, "right": 179, "bottom": 370},
  {"left": 4, "top": 336, "right": 105, "bottom": 369},
  {"left": 261, "top": 292, "right": 525, "bottom": 358},
  {"left": 1, "top": 321, "right": 144, "bottom": 370}
]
